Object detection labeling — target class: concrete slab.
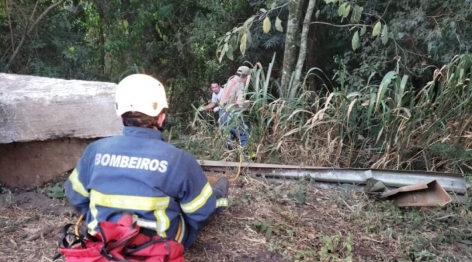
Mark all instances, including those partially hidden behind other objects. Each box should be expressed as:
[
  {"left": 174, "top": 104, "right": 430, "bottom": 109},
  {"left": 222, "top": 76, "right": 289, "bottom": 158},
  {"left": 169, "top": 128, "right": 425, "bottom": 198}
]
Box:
[
  {"left": 0, "top": 138, "right": 96, "bottom": 189},
  {"left": 0, "top": 73, "right": 122, "bottom": 143}
]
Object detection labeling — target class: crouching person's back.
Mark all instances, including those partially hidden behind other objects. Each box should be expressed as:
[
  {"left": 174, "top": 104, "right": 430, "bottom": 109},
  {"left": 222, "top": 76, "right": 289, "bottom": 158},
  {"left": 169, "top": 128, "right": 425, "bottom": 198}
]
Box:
[{"left": 57, "top": 74, "right": 229, "bottom": 261}]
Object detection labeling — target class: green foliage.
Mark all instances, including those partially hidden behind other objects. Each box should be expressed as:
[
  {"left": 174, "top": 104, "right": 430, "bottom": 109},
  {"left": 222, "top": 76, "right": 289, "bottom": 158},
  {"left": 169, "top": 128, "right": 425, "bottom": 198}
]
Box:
[
  {"left": 38, "top": 182, "right": 66, "bottom": 199},
  {"left": 0, "top": 0, "right": 256, "bottom": 118},
  {"left": 335, "top": 0, "right": 472, "bottom": 91},
  {"left": 318, "top": 233, "right": 353, "bottom": 261},
  {"left": 0, "top": 0, "right": 101, "bottom": 78},
  {"left": 2, "top": 0, "right": 472, "bottom": 173},
  {"left": 216, "top": 0, "right": 288, "bottom": 64}
]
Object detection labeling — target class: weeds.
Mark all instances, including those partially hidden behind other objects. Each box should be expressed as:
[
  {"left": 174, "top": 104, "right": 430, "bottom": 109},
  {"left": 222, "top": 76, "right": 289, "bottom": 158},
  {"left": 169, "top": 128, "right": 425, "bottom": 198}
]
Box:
[
  {"left": 318, "top": 233, "right": 353, "bottom": 261},
  {"left": 185, "top": 54, "right": 472, "bottom": 176},
  {"left": 37, "top": 182, "right": 66, "bottom": 199}
]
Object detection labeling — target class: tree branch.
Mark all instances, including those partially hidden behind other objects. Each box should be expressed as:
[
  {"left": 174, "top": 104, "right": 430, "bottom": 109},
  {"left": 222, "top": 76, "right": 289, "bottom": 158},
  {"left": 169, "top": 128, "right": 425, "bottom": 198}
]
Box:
[
  {"left": 6, "top": 0, "right": 15, "bottom": 50},
  {"left": 27, "top": 0, "right": 65, "bottom": 35},
  {"left": 311, "top": 21, "right": 373, "bottom": 28},
  {"left": 3, "top": 0, "right": 65, "bottom": 72}
]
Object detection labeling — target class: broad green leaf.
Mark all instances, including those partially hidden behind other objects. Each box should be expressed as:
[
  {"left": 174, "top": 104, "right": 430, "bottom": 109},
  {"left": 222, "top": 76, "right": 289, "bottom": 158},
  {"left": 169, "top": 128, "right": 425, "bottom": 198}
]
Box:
[
  {"left": 244, "top": 16, "right": 256, "bottom": 28},
  {"left": 372, "top": 21, "right": 381, "bottom": 37},
  {"left": 260, "top": 8, "right": 267, "bottom": 13},
  {"left": 230, "top": 33, "right": 238, "bottom": 47},
  {"left": 351, "top": 5, "right": 363, "bottom": 23},
  {"left": 397, "top": 75, "right": 409, "bottom": 108},
  {"left": 324, "top": 0, "right": 338, "bottom": 4},
  {"left": 231, "top": 26, "right": 241, "bottom": 33},
  {"left": 360, "top": 25, "right": 366, "bottom": 36},
  {"left": 366, "top": 93, "right": 376, "bottom": 120},
  {"left": 343, "top": 4, "right": 351, "bottom": 19},
  {"left": 220, "top": 43, "right": 228, "bottom": 62},
  {"left": 381, "top": 24, "right": 389, "bottom": 45},
  {"left": 338, "top": 3, "right": 350, "bottom": 18},
  {"left": 337, "top": 4, "right": 344, "bottom": 16},
  {"left": 47, "top": 183, "right": 65, "bottom": 198},
  {"left": 246, "top": 30, "right": 252, "bottom": 46},
  {"left": 315, "top": 10, "right": 320, "bottom": 19},
  {"left": 225, "top": 44, "right": 234, "bottom": 60},
  {"left": 218, "top": 49, "right": 225, "bottom": 63},
  {"left": 240, "top": 33, "right": 247, "bottom": 55},
  {"left": 270, "top": 1, "right": 277, "bottom": 9},
  {"left": 224, "top": 34, "right": 231, "bottom": 43},
  {"left": 275, "top": 17, "right": 283, "bottom": 32},
  {"left": 352, "top": 31, "right": 360, "bottom": 51},
  {"left": 263, "top": 16, "right": 271, "bottom": 33},
  {"left": 376, "top": 71, "right": 397, "bottom": 112},
  {"left": 123, "top": 20, "right": 129, "bottom": 29}
]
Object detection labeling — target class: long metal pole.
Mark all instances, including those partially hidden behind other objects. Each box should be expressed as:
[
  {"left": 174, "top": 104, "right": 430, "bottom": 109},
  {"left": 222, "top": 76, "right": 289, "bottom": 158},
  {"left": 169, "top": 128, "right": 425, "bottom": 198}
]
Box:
[{"left": 197, "top": 160, "right": 470, "bottom": 195}]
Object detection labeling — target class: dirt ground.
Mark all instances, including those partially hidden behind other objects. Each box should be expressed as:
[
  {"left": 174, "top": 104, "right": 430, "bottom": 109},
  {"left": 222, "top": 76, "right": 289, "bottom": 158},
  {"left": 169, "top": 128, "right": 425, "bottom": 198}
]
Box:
[{"left": 1, "top": 172, "right": 472, "bottom": 262}]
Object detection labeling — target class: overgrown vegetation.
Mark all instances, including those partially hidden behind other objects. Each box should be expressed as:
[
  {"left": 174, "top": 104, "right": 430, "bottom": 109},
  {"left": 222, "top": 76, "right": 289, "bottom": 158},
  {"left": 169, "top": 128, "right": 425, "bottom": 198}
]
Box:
[
  {"left": 2, "top": 1, "right": 472, "bottom": 260},
  {"left": 3, "top": 0, "right": 470, "bottom": 173},
  {"left": 3, "top": 0, "right": 472, "bottom": 116},
  {"left": 188, "top": 53, "right": 472, "bottom": 175}
]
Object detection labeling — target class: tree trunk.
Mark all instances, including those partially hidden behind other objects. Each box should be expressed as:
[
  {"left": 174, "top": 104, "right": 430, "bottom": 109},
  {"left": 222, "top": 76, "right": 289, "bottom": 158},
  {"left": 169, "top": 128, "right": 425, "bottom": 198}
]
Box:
[
  {"left": 280, "top": 0, "right": 304, "bottom": 97},
  {"left": 290, "top": 0, "right": 316, "bottom": 98}
]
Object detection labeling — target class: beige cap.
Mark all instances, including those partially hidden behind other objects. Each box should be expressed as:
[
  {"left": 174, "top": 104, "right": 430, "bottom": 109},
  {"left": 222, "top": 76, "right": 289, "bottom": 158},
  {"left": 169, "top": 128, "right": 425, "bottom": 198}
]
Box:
[{"left": 236, "top": 66, "right": 251, "bottom": 75}]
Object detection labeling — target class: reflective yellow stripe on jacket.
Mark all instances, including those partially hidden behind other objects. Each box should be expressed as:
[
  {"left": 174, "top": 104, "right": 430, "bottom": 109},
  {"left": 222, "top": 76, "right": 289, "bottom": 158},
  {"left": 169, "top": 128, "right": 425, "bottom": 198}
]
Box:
[
  {"left": 87, "top": 190, "right": 170, "bottom": 237},
  {"left": 69, "top": 169, "right": 89, "bottom": 197},
  {"left": 216, "top": 198, "right": 228, "bottom": 208},
  {"left": 180, "top": 182, "right": 213, "bottom": 213}
]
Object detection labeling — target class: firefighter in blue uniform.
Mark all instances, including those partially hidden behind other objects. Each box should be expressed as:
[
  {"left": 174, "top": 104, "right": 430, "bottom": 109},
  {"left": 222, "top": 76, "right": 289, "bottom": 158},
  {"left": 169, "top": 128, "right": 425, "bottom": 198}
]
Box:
[{"left": 64, "top": 74, "right": 229, "bottom": 250}]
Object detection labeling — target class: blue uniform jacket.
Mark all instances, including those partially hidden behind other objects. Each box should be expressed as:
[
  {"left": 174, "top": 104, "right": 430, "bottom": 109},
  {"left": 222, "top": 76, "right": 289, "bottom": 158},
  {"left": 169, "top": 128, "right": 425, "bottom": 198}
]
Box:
[{"left": 65, "top": 126, "right": 227, "bottom": 249}]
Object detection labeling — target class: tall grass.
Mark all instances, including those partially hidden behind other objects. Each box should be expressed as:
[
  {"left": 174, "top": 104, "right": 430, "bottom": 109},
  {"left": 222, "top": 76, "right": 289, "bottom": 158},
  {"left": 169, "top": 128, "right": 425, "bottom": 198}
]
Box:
[{"left": 185, "top": 54, "right": 472, "bottom": 174}]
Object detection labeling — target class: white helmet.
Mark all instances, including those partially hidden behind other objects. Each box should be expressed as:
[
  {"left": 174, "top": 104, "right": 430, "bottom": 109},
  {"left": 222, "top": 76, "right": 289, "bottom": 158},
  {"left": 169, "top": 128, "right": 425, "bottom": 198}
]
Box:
[{"left": 115, "top": 74, "right": 168, "bottom": 117}]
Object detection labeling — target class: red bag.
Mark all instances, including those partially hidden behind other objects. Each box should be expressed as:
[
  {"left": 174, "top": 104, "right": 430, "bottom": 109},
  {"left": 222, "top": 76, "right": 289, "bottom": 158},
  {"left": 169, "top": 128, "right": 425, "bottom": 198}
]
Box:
[{"left": 54, "top": 213, "right": 185, "bottom": 262}]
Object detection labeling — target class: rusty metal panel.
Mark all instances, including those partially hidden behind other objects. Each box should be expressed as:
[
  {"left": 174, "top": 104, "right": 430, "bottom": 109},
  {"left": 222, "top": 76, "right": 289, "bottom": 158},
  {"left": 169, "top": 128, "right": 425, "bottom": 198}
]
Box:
[{"left": 380, "top": 180, "right": 452, "bottom": 207}]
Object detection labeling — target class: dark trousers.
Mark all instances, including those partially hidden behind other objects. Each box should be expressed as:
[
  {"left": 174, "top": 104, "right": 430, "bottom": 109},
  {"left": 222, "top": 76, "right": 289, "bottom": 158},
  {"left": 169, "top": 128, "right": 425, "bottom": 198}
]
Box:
[{"left": 218, "top": 109, "right": 251, "bottom": 148}]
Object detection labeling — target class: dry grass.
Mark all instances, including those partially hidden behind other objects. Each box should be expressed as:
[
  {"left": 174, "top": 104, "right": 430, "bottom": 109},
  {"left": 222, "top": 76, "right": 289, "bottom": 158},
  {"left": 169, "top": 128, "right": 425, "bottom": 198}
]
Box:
[
  {"left": 0, "top": 200, "right": 72, "bottom": 262},
  {"left": 1, "top": 172, "right": 472, "bottom": 262},
  {"left": 178, "top": 54, "right": 472, "bottom": 175}
]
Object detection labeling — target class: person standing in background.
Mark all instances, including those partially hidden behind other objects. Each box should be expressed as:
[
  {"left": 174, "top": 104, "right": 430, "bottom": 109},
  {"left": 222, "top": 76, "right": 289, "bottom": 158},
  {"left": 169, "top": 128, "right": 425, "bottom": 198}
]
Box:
[
  {"left": 218, "top": 66, "right": 252, "bottom": 149},
  {"left": 200, "top": 81, "right": 224, "bottom": 124}
]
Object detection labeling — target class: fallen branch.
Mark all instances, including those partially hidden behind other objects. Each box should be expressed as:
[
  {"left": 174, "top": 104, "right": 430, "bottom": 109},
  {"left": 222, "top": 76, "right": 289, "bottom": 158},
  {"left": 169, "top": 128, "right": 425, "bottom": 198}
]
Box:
[{"left": 24, "top": 225, "right": 57, "bottom": 242}]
